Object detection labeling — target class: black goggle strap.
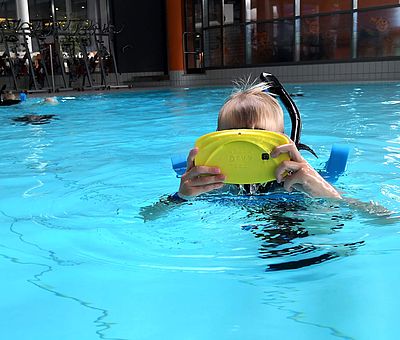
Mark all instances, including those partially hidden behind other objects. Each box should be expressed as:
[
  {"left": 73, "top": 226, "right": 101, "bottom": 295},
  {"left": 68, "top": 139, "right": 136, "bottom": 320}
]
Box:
[{"left": 260, "top": 72, "right": 317, "bottom": 158}]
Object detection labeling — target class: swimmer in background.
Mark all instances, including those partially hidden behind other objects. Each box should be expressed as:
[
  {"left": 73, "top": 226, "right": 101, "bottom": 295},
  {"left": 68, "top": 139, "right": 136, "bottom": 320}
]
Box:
[
  {"left": 3, "top": 91, "right": 18, "bottom": 101},
  {"left": 11, "top": 96, "right": 58, "bottom": 124},
  {"left": 177, "top": 83, "right": 341, "bottom": 201},
  {"left": 43, "top": 97, "right": 59, "bottom": 105},
  {"left": 0, "top": 89, "right": 22, "bottom": 106}
]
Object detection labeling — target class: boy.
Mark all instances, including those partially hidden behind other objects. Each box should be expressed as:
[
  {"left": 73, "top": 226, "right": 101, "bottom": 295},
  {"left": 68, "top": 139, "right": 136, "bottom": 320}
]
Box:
[{"left": 177, "top": 84, "right": 341, "bottom": 200}]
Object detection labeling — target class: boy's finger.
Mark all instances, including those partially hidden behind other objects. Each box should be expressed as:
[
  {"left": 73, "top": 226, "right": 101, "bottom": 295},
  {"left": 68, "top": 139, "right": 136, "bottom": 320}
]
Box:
[
  {"left": 188, "top": 165, "right": 221, "bottom": 178},
  {"left": 282, "top": 173, "right": 301, "bottom": 192},
  {"left": 275, "top": 161, "right": 302, "bottom": 183},
  {"left": 271, "top": 143, "right": 303, "bottom": 162},
  {"left": 186, "top": 147, "right": 199, "bottom": 171},
  {"left": 191, "top": 183, "right": 225, "bottom": 196},
  {"left": 190, "top": 174, "right": 225, "bottom": 187}
]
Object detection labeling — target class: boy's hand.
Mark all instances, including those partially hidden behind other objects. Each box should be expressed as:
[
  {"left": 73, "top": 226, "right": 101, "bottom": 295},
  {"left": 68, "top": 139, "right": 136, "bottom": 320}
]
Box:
[
  {"left": 178, "top": 147, "right": 225, "bottom": 199},
  {"left": 271, "top": 141, "right": 342, "bottom": 199}
]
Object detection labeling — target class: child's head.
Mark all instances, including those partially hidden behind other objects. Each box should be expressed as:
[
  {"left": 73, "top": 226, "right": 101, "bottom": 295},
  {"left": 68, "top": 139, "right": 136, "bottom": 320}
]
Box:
[
  {"left": 44, "top": 97, "right": 58, "bottom": 104},
  {"left": 217, "top": 85, "right": 284, "bottom": 132},
  {"left": 4, "top": 91, "right": 17, "bottom": 100}
]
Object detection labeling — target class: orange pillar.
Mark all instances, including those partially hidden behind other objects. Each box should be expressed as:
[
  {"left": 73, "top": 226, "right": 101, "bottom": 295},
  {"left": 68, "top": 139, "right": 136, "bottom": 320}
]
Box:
[{"left": 166, "top": 0, "right": 185, "bottom": 72}]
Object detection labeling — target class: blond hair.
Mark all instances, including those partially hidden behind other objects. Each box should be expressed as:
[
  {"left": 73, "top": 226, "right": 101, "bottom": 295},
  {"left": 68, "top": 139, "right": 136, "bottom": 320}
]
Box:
[{"left": 217, "top": 85, "right": 284, "bottom": 132}]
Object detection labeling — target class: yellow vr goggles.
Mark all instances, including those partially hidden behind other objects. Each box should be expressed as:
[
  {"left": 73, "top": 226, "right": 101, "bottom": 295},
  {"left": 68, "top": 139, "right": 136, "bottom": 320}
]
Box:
[{"left": 194, "top": 129, "right": 290, "bottom": 184}]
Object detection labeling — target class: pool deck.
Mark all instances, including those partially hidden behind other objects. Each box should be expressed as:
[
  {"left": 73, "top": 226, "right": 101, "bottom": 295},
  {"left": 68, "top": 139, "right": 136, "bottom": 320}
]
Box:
[{"left": 24, "top": 84, "right": 170, "bottom": 98}]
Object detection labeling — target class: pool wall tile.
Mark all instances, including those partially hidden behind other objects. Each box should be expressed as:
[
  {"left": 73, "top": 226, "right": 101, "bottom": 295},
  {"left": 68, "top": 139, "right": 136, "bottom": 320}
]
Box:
[{"left": 105, "top": 61, "right": 399, "bottom": 89}]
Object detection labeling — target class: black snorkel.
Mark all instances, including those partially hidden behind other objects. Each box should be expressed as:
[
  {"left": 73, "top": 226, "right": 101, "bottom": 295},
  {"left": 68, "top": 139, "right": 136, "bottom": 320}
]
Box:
[{"left": 260, "top": 72, "right": 317, "bottom": 158}]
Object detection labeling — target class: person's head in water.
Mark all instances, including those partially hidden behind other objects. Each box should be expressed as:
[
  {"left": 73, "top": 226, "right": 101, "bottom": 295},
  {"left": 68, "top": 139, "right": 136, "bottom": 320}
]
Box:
[
  {"left": 3, "top": 91, "right": 18, "bottom": 101},
  {"left": 44, "top": 97, "right": 58, "bottom": 104},
  {"left": 217, "top": 85, "right": 284, "bottom": 132}
]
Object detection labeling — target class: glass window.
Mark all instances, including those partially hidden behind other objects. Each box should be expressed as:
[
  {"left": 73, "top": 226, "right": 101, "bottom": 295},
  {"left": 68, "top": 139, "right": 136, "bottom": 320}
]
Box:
[
  {"left": 223, "top": 25, "right": 245, "bottom": 65},
  {"left": 204, "top": 28, "right": 223, "bottom": 67},
  {"left": 194, "top": 0, "right": 203, "bottom": 30},
  {"left": 54, "top": 0, "right": 67, "bottom": 21},
  {"left": 358, "top": 1, "right": 399, "bottom": 9},
  {"left": 28, "top": 0, "right": 86, "bottom": 22},
  {"left": 248, "top": 20, "right": 294, "bottom": 64},
  {"left": 357, "top": 7, "right": 400, "bottom": 58},
  {"left": 28, "top": 0, "right": 52, "bottom": 21},
  {"left": 185, "top": 32, "right": 203, "bottom": 70},
  {"left": 300, "top": 13, "right": 352, "bottom": 61},
  {"left": 0, "top": 0, "right": 17, "bottom": 19},
  {"left": 249, "top": 0, "right": 294, "bottom": 21},
  {"left": 223, "top": 0, "right": 243, "bottom": 24},
  {"left": 185, "top": 0, "right": 203, "bottom": 31},
  {"left": 301, "top": 0, "right": 351, "bottom": 15},
  {"left": 70, "top": 0, "right": 87, "bottom": 20},
  {"left": 208, "top": 0, "right": 222, "bottom": 26},
  {"left": 185, "top": 0, "right": 195, "bottom": 30}
]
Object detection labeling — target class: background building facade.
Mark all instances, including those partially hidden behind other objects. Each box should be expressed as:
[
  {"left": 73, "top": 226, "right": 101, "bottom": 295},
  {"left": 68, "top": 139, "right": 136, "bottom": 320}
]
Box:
[
  {"left": 184, "top": 0, "right": 400, "bottom": 70},
  {"left": 0, "top": 0, "right": 399, "bottom": 90}
]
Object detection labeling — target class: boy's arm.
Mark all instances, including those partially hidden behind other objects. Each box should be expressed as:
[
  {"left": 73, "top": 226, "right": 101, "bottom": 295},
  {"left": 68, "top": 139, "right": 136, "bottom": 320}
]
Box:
[
  {"left": 139, "top": 194, "right": 190, "bottom": 222},
  {"left": 178, "top": 147, "right": 225, "bottom": 199},
  {"left": 272, "top": 142, "right": 342, "bottom": 199},
  {"left": 140, "top": 148, "right": 225, "bottom": 222}
]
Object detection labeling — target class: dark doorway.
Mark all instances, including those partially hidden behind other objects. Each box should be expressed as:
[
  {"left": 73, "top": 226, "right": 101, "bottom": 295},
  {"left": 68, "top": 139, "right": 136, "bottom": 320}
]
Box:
[{"left": 110, "top": 0, "right": 168, "bottom": 74}]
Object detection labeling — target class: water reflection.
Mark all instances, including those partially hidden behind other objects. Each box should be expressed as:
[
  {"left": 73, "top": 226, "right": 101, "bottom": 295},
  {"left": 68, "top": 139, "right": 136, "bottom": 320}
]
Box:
[
  {"left": 20, "top": 120, "right": 53, "bottom": 174},
  {"left": 237, "top": 197, "right": 365, "bottom": 271}
]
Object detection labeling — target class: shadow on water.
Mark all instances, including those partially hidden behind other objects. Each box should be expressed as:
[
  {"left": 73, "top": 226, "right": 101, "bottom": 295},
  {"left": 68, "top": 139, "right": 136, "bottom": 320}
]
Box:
[
  {"left": 228, "top": 195, "right": 367, "bottom": 271},
  {"left": 11, "top": 114, "right": 58, "bottom": 125}
]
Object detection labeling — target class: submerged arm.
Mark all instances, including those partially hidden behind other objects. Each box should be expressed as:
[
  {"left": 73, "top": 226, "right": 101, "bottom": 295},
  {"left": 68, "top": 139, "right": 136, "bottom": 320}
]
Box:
[
  {"left": 343, "top": 197, "right": 399, "bottom": 224},
  {"left": 139, "top": 193, "right": 189, "bottom": 222}
]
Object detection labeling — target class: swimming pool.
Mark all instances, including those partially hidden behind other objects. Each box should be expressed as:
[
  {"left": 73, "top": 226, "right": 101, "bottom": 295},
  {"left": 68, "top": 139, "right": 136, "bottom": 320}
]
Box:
[{"left": 0, "top": 82, "right": 399, "bottom": 339}]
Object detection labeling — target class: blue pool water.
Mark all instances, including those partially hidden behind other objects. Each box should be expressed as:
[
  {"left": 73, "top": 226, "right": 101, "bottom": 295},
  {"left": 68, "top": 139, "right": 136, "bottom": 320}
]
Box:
[{"left": 1, "top": 83, "right": 399, "bottom": 339}]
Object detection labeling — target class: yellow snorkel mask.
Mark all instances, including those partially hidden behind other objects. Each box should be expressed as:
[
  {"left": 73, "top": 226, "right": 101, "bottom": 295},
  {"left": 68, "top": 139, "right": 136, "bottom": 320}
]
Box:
[{"left": 194, "top": 129, "right": 290, "bottom": 184}]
